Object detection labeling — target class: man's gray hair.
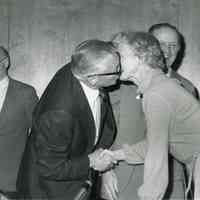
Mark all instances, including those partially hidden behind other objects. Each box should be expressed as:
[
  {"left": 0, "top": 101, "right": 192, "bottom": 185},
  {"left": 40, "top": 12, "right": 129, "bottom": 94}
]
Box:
[{"left": 71, "top": 39, "right": 118, "bottom": 76}]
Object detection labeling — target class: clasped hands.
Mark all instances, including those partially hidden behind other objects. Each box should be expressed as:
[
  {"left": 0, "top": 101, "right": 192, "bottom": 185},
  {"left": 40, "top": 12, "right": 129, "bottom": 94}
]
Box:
[
  {"left": 89, "top": 143, "right": 145, "bottom": 171},
  {"left": 88, "top": 148, "right": 125, "bottom": 172},
  {"left": 89, "top": 144, "right": 145, "bottom": 200},
  {"left": 88, "top": 149, "right": 125, "bottom": 200}
]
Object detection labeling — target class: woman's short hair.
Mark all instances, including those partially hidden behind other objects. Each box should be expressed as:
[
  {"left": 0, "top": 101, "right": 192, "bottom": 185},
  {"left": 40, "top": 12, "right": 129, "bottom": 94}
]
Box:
[
  {"left": 71, "top": 39, "right": 118, "bottom": 76},
  {"left": 112, "top": 31, "right": 167, "bottom": 73}
]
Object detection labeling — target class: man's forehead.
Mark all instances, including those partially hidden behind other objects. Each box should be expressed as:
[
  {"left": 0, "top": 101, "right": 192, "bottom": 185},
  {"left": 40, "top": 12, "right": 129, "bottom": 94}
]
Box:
[
  {"left": 94, "top": 52, "right": 119, "bottom": 70},
  {"left": 153, "top": 28, "right": 178, "bottom": 43},
  {"left": 103, "top": 53, "right": 119, "bottom": 66}
]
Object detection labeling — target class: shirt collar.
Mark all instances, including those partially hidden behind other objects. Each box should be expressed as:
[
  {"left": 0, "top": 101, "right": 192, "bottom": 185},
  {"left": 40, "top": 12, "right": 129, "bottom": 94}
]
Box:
[
  {"left": 79, "top": 81, "right": 99, "bottom": 100},
  {"left": 0, "top": 76, "right": 9, "bottom": 89}
]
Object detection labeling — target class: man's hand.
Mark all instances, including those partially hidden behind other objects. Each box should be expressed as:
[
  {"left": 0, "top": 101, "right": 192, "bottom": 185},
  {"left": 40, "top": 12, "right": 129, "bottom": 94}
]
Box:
[
  {"left": 101, "top": 149, "right": 125, "bottom": 161},
  {"left": 101, "top": 170, "right": 118, "bottom": 200},
  {"left": 88, "top": 148, "right": 117, "bottom": 172},
  {"left": 100, "top": 144, "right": 145, "bottom": 165}
]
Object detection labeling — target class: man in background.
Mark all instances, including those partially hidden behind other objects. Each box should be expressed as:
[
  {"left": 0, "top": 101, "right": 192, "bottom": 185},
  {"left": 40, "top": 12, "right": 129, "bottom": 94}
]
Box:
[
  {"left": 19, "top": 40, "right": 120, "bottom": 200},
  {"left": 149, "top": 23, "right": 199, "bottom": 199},
  {"left": 0, "top": 46, "right": 38, "bottom": 199},
  {"left": 149, "top": 23, "right": 198, "bottom": 98}
]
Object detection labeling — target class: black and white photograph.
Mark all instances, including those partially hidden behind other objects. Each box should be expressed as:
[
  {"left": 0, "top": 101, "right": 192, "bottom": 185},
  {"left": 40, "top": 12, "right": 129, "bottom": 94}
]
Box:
[{"left": 0, "top": 0, "right": 200, "bottom": 199}]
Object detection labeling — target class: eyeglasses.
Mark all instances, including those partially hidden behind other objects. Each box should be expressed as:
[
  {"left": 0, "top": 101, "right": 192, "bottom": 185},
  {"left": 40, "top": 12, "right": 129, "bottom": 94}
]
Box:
[
  {"left": 87, "top": 71, "right": 121, "bottom": 78},
  {"left": 87, "top": 64, "right": 121, "bottom": 78},
  {"left": 160, "top": 42, "right": 179, "bottom": 52}
]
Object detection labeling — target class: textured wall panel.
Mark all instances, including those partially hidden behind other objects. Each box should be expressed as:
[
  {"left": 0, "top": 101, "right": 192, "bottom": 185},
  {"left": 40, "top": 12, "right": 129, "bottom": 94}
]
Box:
[
  {"left": 179, "top": 0, "right": 200, "bottom": 90},
  {"left": 0, "top": 0, "right": 9, "bottom": 49},
  {"left": 0, "top": 0, "right": 199, "bottom": 95}
]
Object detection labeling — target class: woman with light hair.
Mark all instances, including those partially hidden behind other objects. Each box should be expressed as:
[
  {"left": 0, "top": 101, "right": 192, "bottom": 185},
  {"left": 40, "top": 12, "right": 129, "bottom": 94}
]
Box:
[{"left": 102, "top": 31, "right": 200, "bottom": 200}]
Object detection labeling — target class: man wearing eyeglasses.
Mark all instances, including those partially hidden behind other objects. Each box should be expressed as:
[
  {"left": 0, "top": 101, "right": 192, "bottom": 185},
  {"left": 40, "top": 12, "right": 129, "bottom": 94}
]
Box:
[
  {"left": 19, "top": 39, "right": 120, "bottom": 200},
  {"left": 149, "top": 23, "right": 199, "bottom": 200},
  {"left": 0, "top": 46, "right": 38, "bottom": 200}
]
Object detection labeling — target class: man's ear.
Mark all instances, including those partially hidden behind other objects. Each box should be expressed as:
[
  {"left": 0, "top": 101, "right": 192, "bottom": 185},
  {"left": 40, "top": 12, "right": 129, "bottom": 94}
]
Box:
[
  {"left": 142, "top": 63, "right": 151, "bottom": 73},
  {"left": 137, "top": 57, "right": 143, "bottom": 66}
]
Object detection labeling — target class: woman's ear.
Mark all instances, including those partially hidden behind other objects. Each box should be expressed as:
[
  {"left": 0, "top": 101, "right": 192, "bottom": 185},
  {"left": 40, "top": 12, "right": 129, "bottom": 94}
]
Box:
[
  {"left": 141, "top": 63, "right": 151, "bottom": 75},
  {"left": 137, "top": 57, "right": 144, "bottom": 67}
]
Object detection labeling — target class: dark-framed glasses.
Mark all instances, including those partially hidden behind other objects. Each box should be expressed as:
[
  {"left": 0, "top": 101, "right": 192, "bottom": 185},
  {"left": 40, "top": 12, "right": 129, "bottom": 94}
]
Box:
[{"left": 87, "top": 64, "right": 121, "bottom": 78}]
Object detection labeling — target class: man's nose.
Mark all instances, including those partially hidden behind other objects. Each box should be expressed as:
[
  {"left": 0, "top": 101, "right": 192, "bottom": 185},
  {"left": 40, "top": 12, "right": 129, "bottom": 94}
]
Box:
[{"left": 165, "top": 47, "right": 173, "bottom": 58}]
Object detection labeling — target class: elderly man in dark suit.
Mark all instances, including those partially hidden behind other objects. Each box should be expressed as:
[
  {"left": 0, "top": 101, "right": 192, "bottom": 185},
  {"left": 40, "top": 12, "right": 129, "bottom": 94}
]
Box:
[
  {"left": 19, "top": 40, "right": 120, "bottom": 200},
  {"left": 0, "top": 46, "right": 38, "bottom": 199}
]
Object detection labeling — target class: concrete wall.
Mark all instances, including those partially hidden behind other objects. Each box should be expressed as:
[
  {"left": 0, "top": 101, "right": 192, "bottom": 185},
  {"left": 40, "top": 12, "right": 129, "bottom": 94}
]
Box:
[{"left": 0, "top": 0, "right": 200, "bottom": 96}]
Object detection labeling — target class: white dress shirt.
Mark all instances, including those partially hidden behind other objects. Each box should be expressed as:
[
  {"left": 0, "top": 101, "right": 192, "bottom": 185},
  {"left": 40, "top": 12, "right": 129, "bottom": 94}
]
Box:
[
  {"left": 80, "top": 81, "right": 101, "bottom": 145},
  {"left": 0, "top": 76, "right": 9, "bottom": 112}
]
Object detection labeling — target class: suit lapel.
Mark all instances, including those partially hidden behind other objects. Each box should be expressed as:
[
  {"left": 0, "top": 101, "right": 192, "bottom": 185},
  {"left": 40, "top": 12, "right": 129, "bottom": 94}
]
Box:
[{"left": 0, "top": 79, "right": 14, "bottom": 125}]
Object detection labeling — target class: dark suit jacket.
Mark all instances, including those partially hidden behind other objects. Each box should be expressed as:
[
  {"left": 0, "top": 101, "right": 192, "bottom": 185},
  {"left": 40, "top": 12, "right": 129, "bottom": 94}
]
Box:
[
  {"left": 0, "top": 78, "right": 38, "bottom": 192},
  {"left": 20, "top": 64, "right": 116, "bottom": 199}
]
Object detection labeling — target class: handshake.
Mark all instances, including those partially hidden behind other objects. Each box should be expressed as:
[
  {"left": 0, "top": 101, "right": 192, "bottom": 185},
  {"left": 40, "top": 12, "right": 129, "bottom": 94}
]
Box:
[
  {"left": 88, "top": 142, "right": 146, "bottom": 172},
  {"left": 88, "top": 148, "right": 125, "bottom": 172}
]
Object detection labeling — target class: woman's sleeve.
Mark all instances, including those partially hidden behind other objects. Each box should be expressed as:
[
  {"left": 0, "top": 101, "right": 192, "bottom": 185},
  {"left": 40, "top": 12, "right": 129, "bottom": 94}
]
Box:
[{"left": 138, "top": 92, "right": 172, "bottom": 200}]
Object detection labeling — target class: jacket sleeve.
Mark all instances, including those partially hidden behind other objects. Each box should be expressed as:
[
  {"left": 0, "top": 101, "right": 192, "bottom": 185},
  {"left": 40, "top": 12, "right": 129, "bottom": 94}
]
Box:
[
  {"left": 34, "top": 110, "right": 90, "bottom": 181},
  {"left": 25, "top": 87, "right": 39, "bottom": 128}
]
